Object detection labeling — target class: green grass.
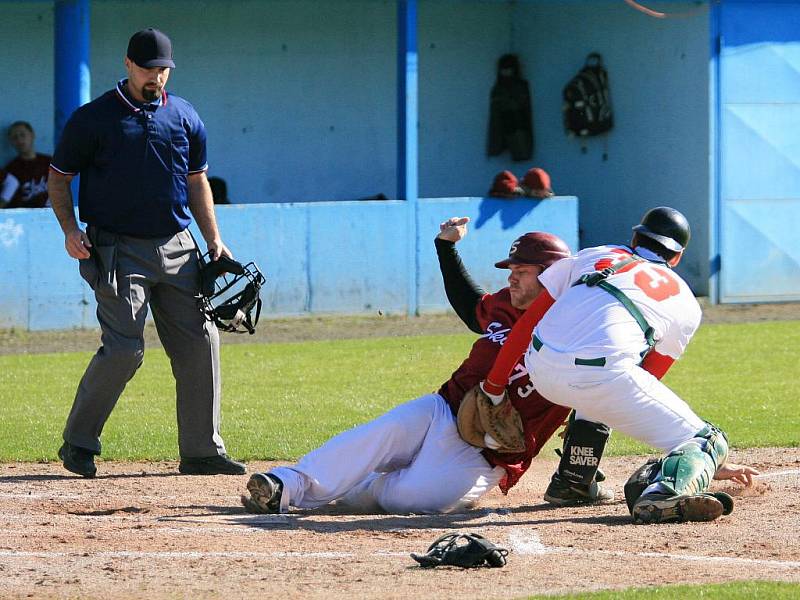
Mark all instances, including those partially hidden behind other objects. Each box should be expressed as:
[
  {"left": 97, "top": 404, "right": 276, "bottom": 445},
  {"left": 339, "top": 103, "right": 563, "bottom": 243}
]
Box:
[
  {"left": 618, "top": 319, "right": 800, "bottom": 454},
  {"left": 524, "top": 580, "right": 800, "bottom": 599},
  {"left": 0, "top": 321, "right": 798, "bottom": 461}
]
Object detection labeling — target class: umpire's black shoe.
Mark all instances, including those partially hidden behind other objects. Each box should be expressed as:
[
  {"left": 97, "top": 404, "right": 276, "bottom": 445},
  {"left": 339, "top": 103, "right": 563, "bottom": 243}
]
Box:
[
  {"left": 58, "top": 441, "right": 97, "bottom": 478},
  {"left": 241, "top": 473, "right": 283, "bottom": 514},
  {"left": 178, "top": 454, "right": 247, "bottom": 475}
]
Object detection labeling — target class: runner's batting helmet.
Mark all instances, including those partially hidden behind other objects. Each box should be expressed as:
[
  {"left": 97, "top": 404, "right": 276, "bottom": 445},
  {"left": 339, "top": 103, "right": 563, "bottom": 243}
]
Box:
[
  {"left": 495, "top": 232, "right": 571, "bottom": 269},
  {"left": 196, "top": 252, "right": 266, "bottom": 334},
  {"left": 632, "top": 206, "right": 690, "bottom": 252}
]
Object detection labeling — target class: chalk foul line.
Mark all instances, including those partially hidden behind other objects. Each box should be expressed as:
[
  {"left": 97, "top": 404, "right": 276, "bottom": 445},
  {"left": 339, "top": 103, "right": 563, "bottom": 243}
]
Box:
[
  {"left": 1, "top": 538, "right": 798, "bottom": 571},
  {"left": 506, "top": 530, "right": 800, "bottom": 570}
]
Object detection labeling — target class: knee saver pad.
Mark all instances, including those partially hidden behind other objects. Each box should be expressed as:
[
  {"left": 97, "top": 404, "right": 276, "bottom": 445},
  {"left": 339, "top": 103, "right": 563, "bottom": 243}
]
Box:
[
  {"left": 652, "top": 422, "right": 729, "bottom": 497},
  {"left": 557, "top": 417, "right": 610, "bottom": 485}
]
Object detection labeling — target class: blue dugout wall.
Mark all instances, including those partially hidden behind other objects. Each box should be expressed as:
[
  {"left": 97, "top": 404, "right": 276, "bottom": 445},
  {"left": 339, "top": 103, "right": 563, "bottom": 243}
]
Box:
[
  {"left": 714, "top": 0, "right": 800, "bottom": 303},
  {"left": 1, "top": 1, "right": 711, "bottom": 296},
  {"left": 7, "top": 1, "right": 799, "bottom": 303},
  {"left": 0, "top": 197, "right": 578, "bottom": 331}
]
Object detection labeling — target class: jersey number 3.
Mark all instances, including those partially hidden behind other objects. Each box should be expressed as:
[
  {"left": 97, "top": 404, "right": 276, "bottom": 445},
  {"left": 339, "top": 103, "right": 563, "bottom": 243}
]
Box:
[
  {"left": 633, "top": 264, "right": 680, "bottom": 301},
  {"left": 596, "top": 252, "right": 680, "bottom": 302}
]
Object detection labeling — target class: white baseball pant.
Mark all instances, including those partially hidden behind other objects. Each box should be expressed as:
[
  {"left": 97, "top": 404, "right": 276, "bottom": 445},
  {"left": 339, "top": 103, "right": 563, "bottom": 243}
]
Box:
[
  {"left": 270, "top": 393, "right": 504, "bottom": 514},
  {"left": 524, "top": 343, "right": 705, "bottom": 451}
]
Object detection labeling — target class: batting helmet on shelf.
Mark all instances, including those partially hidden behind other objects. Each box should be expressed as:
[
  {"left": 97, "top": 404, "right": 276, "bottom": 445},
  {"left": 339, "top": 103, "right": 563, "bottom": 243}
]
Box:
[
  {"left": 632, "top": 206, "right": 691, "bottom": 252},
  {"left": 494, "top": 232, "right": 571, "bottom": 269},
  {"left": 196, "top": 252, "right": 266, "bottom": 334}
]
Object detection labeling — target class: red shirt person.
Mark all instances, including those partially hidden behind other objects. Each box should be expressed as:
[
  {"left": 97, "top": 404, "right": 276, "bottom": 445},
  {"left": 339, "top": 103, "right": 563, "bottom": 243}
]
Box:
[
  {"left": 436, "top": 226, "right": 573, "bottom": 492},
  {"left": 0, "top": 169, "right": 20, "bottom": 207},
  {"left": 4, "top": 121, "right": 52, "bottom": 208}
]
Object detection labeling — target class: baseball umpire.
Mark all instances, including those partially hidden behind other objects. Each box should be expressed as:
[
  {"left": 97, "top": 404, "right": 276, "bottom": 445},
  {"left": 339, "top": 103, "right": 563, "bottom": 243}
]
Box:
[
  {"left": 241, "top": 217, "right": 611, "bottom": 514},
  {"left": 481, "top": 206, "right": 759, "bottom": 523},
  {"left": 48, "top": 28, "right": 244, "bottom": 477}
]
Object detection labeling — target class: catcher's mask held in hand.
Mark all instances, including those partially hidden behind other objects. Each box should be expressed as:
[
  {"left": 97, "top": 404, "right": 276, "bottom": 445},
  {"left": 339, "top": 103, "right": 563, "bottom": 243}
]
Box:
[{"left": 196, "top": 251, "right": 266, "bottom": 334}]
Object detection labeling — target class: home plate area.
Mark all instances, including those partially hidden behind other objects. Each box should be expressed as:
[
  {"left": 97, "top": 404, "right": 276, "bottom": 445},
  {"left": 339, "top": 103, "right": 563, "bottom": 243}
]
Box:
[{"left": 1, "top": 449, "right": 798, "bottom": 599}]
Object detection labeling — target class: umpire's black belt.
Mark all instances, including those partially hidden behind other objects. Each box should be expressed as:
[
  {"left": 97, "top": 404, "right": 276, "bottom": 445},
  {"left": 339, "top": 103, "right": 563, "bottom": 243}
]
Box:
[{"left": 531, "top": 335, "right": 606, "bottom": 367}]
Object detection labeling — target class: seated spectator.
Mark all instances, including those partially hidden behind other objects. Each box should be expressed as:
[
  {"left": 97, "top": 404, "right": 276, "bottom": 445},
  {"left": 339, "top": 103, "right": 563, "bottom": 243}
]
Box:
[
  {"left": 520, "top": 167, "right": 554, "bottom": 198},
  {"left": 4, "top": 121, "right": 52, "bottom": 208},
  {"left": 208, "top": 176, "right": 231, "bottom": 205},
  {"left": 0, "top": 168, "right": 20, "bottom": 208},
  {"left": 488, "top": 170, "right": 523, "bottom": 198}
]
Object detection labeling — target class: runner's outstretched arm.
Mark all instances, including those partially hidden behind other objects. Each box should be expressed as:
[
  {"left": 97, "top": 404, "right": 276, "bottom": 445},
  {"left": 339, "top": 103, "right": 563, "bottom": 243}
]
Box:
[{"left": 482, "top": 290, "right": 556, "bottom": 395}]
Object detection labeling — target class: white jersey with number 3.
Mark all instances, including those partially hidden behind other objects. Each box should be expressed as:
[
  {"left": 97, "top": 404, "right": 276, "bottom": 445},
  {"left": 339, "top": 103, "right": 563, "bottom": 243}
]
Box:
[
  {"left": 536, "top": 245, "right": 702, "bottom": 362},
  {"left": 525, "top": 244, "right": 705, "bottom": 451}
]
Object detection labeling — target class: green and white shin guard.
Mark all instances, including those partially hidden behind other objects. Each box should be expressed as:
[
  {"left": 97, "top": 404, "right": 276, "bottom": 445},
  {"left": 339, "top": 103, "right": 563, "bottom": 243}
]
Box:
[{"left": 627, "top": 423, "right": 734, "bottom": 524}]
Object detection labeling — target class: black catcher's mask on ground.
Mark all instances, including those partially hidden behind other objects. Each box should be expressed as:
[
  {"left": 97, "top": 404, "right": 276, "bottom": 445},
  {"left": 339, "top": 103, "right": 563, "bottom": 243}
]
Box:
[{"left": 196, "top": 252, "right": 266, "bottom": 334}]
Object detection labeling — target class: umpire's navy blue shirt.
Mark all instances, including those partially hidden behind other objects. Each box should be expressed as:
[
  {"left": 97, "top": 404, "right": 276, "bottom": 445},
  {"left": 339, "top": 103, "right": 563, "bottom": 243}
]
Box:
[{"left": 51, "top": 79, "right": 208, "bottom": 237}]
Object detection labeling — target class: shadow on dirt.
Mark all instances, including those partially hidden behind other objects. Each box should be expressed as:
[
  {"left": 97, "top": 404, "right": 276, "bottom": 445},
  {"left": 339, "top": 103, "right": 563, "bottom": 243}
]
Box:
[
  {"left": 0, "top": 473, "right": 80, "bottom": 483},
  {"left": 0, "top": 471, "right": 183, "bottom": 483},
  {"left": 156, "top": 502, "right": 633, "bottom": 530},
  {"left": 234, "top": 512, "right": 633, "bottom": 532}
]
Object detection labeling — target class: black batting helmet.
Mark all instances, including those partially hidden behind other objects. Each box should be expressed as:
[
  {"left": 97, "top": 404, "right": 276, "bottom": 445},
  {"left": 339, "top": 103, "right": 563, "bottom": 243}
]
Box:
[{"left": 632, "top": 206, "right": 690, "bottom": 253}]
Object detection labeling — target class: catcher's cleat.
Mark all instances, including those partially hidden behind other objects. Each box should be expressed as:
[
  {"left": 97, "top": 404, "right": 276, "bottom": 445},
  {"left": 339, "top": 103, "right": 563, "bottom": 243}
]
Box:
[
  {"left": 543, "top": 474, "right": 614, "bottom": 506},
  {"left": 241, "top": 473, "right": 283, "bottom": 514},
  {"left": 632, "top": 492, "right": 732, "bottom": 524},
  {"left": 58, "top": 441, "right": 97, "bottom": 478},
  {"left": 712, "top": 491, "right": 734, "bottom": 516}
]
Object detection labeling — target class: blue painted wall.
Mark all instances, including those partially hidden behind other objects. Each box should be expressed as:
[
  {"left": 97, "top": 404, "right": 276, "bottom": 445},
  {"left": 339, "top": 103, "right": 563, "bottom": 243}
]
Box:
[
  {"left": 1, "top": 0, "right": 711, "bottom": 294},
  {"left": 0, "top": 3, "right": 55, "bottom": 163},
  {"left": 513, "top": 1, "right": 711, "bottom": 294},
  {"left": 0, "top": 197, "right": 578, "bottom": 330},
  {"left": 717, "top": 0, "right": 800, "bottom": 302}
]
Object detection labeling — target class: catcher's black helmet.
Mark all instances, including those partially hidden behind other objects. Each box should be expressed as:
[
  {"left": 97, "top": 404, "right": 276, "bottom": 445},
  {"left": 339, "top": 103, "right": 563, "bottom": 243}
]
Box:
[
  {"left": 196, "top": 252, "right": 266, "bottom": 334},
  {"left": 632, "top": 206, "right": 690, "bottom": 252}
]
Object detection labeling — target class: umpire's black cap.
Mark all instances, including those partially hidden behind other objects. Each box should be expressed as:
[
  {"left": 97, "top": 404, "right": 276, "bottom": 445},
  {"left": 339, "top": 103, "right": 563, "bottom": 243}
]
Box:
[{"left": 127, "top": 28, "right": 175, "bottom": 69}]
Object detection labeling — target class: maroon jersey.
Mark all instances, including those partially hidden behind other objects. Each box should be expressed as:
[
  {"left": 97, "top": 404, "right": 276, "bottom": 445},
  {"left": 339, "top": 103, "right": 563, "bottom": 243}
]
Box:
[
  {"left": 4, "top": 153, "right": 52, "bottom": 208},
  {"left": 438, "top": 288, "right": 570, "bottom": 493}
]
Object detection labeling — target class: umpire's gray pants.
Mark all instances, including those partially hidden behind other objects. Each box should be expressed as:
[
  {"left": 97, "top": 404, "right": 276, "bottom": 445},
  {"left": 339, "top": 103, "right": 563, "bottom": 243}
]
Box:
[{"left": 63, "top": 227, "right": 226, "bottom": 458}]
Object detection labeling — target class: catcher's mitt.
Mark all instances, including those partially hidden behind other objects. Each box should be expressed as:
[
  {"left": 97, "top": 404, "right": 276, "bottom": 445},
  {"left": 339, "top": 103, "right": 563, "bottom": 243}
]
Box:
[
  {"left": 456, "top": 384, "right": 526, "bottom": 453},
  {"left": 411, "top": 533, "right": 508, "bottom": 568}
]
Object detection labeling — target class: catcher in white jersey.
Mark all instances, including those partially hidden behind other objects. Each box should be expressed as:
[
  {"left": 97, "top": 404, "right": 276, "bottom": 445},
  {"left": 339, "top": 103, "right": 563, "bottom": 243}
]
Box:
[{"left": 482, "top": 207, "right": 758, "bottom": 524}]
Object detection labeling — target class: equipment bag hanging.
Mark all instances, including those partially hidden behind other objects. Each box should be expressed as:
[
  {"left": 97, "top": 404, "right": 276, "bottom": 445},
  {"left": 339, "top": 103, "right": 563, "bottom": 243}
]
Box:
[{"left": 563, "top": 52, "right": 613, "bottom": 137}]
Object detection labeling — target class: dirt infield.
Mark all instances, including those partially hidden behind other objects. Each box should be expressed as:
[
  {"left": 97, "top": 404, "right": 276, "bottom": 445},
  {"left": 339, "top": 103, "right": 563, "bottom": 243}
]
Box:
[{"left": 1, "top": 448, "right": 798, "bottom": 599}]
